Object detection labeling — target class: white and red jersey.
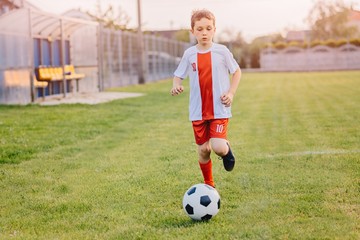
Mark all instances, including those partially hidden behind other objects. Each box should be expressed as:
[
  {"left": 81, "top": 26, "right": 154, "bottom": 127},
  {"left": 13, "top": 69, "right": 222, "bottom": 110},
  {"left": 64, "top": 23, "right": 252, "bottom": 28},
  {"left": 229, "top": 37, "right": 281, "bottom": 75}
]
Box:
[{"left": 174, "top": 43, "right": 239, "bottom": 121}]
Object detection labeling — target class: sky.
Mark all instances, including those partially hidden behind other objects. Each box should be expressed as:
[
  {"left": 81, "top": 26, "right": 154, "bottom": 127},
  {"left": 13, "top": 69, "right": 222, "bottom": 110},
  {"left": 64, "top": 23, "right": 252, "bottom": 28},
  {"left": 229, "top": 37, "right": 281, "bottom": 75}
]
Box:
[{"left": 26, "top": 0, "right": 360, "bottom": 42}]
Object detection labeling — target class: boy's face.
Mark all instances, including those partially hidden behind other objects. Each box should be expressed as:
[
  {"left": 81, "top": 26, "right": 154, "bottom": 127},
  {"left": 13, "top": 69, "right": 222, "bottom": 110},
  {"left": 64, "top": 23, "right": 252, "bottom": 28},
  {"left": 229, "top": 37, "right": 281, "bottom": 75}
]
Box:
[{"left": 191, "top": 17, "right": 216, "bottom": 47}]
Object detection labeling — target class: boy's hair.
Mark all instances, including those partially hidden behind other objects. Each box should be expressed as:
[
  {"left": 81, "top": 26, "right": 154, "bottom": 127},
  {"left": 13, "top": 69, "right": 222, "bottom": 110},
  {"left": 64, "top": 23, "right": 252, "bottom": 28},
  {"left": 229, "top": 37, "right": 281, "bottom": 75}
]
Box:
[{"left": 191, "top": 9, "right": 215, "bottom": 29}]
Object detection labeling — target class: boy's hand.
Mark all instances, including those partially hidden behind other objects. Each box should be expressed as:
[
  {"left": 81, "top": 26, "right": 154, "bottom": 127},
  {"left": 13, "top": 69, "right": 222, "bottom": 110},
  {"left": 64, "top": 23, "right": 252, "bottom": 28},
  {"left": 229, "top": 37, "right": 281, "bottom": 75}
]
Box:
[
  {"left": 220, "top": 92, "right": 234, "bottom": 107},
  {"left": 171, "top": 85, "right": 184, "bottom": 96}
]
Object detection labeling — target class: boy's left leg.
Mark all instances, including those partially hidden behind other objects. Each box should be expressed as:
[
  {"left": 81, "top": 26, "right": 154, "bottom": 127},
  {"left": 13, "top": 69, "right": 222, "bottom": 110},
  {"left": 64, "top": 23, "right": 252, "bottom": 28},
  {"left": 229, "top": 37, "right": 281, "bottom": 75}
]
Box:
[
  {"left": 209, "top": 119, "right": 236, "bottom": 172},
  {"left": 211, "top": 138, "right": 235, "bottom": 171},
  {"left": 222, "top": 142, "right": 236, "bottom": 172}
]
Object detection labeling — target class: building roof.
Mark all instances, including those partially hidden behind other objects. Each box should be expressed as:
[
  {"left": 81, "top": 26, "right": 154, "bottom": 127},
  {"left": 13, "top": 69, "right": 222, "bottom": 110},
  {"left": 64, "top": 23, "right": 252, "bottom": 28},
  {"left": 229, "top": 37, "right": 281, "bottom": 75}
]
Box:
[
  {"left": 62, "top": 9, "right": 93, "bottom": 21},
  {"left": 0, "top": 1, "right": 97, "bottom": 39}
]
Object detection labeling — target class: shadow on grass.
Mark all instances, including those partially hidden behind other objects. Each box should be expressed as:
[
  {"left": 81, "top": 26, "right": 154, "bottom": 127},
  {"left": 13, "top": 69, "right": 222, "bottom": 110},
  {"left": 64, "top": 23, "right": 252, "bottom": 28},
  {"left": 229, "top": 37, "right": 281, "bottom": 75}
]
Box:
[{"left": 160, "top": 216, "right": 212, "bottom": 229}]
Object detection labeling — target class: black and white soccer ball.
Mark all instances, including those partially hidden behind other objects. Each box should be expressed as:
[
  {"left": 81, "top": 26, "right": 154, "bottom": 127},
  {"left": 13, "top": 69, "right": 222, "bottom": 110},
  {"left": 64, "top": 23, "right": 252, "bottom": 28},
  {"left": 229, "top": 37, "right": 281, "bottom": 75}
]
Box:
[{"left": 182, "top": 183, "right": 221, "bottom": 221}]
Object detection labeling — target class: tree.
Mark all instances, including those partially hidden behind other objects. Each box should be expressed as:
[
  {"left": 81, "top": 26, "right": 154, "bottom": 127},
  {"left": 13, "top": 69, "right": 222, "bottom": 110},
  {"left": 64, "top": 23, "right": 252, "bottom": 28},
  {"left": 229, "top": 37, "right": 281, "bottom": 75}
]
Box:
[
  {"left": 307, "top": 0, "right": 358, "bottom": 40},
  {"left": 217, "top": 29, "right": 248, "bottom": 67},
  {"left": 87, "top": 1, "right": 131, "bottom": 30}
]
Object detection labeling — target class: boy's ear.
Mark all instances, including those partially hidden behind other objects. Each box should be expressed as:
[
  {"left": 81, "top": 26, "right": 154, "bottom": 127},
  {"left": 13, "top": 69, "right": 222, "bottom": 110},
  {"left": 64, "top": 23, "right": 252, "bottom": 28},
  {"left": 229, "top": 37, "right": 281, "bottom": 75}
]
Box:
[{"left": 190, "top": 29, "right": 194, "bottom": 34}]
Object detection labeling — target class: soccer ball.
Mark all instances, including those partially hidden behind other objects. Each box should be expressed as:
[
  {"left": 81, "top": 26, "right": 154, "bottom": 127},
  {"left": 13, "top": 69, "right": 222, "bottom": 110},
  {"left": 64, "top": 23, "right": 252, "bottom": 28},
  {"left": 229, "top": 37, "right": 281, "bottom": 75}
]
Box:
[{"left": 182, "top": 183, "right": 221, "bottom": 221}]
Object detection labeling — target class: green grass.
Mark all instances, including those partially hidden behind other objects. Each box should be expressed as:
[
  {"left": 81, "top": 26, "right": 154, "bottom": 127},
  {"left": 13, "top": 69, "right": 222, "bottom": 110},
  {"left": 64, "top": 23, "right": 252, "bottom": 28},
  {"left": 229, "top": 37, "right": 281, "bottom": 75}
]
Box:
[{"left": 0, "top": 71, "right": 359, "bottom": 239}]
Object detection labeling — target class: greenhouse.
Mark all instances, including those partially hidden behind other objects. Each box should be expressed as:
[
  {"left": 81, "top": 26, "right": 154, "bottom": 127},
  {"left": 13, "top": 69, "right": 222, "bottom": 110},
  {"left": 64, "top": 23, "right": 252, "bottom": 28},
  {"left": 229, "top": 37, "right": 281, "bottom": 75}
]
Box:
[
  {"left": 0, "top": 4, "right": 98, "bottom": 104},
  {"left": 0, "top": 1, "right": 188, "bottom": 105}
]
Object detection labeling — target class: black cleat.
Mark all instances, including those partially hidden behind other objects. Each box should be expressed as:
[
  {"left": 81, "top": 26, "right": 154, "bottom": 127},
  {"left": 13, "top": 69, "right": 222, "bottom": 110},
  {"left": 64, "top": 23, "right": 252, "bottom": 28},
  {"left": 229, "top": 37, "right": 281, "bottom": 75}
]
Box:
[{"left": 221, "top": 143, "right": 235, "bottom": 171}]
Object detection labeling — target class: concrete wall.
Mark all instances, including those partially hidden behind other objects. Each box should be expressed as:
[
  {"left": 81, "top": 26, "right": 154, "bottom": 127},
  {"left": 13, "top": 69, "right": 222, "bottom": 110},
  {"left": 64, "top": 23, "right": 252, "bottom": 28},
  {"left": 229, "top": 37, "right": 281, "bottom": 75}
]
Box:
[{"left": 260, "top": 44, "right": 360, "bottom": 71}]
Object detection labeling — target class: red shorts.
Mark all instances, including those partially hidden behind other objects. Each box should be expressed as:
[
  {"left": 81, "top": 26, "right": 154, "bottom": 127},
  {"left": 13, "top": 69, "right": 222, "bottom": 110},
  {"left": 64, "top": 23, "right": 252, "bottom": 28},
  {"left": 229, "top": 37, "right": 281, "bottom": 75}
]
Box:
[{"left": 192, "top": 119, "right": 229, "bottom": 145}]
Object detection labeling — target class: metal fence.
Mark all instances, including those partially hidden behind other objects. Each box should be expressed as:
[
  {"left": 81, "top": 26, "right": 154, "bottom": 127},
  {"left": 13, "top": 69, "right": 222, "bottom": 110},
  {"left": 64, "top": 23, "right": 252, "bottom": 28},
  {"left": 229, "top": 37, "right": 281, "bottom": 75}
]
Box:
[{"left": 99, "top": 28, "right": 189, "bottom": 89}]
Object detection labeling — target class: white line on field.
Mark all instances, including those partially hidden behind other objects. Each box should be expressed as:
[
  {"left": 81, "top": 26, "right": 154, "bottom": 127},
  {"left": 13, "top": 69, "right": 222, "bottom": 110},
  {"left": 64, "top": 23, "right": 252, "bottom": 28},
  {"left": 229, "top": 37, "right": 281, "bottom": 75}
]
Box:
[{"left": 263, "top": 149, "right": 360, "bottom": 158}]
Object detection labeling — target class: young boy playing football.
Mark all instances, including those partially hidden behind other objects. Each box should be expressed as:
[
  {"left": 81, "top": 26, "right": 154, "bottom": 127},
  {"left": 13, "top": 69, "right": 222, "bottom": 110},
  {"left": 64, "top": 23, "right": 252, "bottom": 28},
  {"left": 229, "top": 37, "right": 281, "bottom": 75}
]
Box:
[{"left": 170, "top": 9, "right": 242, "bottom": 188}]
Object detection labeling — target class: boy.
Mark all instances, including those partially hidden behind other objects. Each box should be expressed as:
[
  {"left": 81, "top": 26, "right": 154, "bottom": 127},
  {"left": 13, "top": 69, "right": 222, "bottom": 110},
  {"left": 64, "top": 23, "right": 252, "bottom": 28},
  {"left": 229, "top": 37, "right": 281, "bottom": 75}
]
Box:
[{"left": 170, "top": 9, "right": 241, "bottom": 188}]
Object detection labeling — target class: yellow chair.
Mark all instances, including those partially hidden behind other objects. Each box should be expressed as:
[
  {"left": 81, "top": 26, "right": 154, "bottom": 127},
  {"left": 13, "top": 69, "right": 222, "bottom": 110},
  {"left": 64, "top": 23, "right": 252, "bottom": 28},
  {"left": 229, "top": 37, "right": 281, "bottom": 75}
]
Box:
[{"left": 38, "top": 67, "right": 52, "bottom": 81}]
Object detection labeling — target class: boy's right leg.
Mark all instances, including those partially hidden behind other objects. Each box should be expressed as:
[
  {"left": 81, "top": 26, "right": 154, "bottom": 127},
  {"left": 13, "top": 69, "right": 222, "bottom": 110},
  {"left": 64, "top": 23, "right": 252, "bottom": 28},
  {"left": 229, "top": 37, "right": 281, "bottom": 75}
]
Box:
[
  {"left": 199, "top": 159, "right": 214, "bottom": 187},
  {"left": 193, "top": 121, "right": 215, "bottom": 187},
  {"left": 198, "top": 141, "right": 215, "bottom": 187}
]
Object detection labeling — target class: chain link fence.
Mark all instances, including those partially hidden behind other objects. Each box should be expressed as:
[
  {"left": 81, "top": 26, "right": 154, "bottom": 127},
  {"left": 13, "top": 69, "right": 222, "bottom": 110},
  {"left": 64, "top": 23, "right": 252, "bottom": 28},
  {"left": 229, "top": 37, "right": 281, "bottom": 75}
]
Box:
[{"left": 99, "top": 28, "right": 189, "bottom": 89}]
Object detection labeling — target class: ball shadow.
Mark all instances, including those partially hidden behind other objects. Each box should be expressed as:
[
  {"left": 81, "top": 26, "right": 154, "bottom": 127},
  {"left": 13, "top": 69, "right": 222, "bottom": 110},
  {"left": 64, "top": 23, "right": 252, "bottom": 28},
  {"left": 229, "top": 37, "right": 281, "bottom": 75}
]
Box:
[{"left": 161, "top": 216, "right": 211, "bottom": 229}]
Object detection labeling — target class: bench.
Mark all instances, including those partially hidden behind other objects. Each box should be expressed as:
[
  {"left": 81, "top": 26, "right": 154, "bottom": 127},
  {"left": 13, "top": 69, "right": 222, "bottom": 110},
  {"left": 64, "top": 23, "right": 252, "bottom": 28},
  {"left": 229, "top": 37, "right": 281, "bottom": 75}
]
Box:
[
  {"left": 34, "top": 77, "right": 48, "bottom": 88},
  {"left": 35, "top": 65, "right": 85, "bottom": 95},
  {"left": 33, "top": 76, "right": 48, "bottom": 99}
]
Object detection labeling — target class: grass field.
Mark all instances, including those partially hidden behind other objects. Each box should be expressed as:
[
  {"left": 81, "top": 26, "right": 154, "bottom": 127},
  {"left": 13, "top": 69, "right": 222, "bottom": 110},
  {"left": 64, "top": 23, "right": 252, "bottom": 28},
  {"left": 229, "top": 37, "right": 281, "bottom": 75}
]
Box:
[{"left": 0, "top": 71, "right": 359, "bottom": 239}]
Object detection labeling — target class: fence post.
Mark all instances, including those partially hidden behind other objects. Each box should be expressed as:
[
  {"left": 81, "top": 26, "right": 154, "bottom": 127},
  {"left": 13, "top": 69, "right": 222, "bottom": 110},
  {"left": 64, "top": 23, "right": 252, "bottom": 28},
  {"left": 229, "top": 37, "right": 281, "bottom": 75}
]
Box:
[
  {"left": 60, "top": 18, "right": 67, "bottom": 98},
  {"left": 28, "top": 8, "right": 35, "bottom": 102},
  {"left": 97, "top": 23, "right": 104, "bottom": 91},
  {"left": 137, "top": 0, "right": 145, "bottom": 84}
]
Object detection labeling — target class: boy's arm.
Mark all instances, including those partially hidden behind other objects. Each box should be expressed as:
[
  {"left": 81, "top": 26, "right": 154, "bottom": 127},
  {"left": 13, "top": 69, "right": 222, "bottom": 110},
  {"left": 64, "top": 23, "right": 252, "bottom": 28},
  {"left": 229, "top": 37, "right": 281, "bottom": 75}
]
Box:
[
  {"left": 221, "top": 68, "right": 242, "bottom": 107},
  {"left": 170, "top": 76, "right": 184, "bottom": 96}
]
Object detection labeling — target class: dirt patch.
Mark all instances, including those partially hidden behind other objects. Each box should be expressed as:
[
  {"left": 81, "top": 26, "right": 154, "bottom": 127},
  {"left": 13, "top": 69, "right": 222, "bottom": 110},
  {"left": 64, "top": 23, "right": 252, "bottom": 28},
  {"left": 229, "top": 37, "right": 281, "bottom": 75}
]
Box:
[{"left": 37, "top": 92, "right": 144, "bottom": 106}]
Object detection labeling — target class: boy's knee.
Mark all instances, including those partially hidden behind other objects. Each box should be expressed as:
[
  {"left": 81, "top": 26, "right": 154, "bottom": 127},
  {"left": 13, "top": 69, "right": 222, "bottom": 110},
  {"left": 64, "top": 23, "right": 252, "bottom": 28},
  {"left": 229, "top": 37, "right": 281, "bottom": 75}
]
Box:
[
  {"left": 198, "top": 143, "right": 211, "bottom": 156},
  {"left": 213, "top": 147, "right": 227, "bottom": 157},
  {"left": 211, "top": 139, "right": 228, "bottom": 156}
]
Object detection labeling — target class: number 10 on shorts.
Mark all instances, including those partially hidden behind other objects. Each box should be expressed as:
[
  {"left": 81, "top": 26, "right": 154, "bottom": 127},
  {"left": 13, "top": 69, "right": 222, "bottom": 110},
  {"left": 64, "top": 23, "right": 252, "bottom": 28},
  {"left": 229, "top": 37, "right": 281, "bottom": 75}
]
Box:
[{"left": 216, "top": 124, "right": 224, "bottom": 133}]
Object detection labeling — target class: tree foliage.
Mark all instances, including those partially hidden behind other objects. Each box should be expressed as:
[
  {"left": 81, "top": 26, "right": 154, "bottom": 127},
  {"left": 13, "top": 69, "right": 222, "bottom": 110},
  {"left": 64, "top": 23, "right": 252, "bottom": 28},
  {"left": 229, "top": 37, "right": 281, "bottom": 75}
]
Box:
[
  {"left": 247, "top": 34, "right": 284, "bottom": 68},
  {"left": 175, "top": 30, "right": 191, "bottom": 42},
  {"left": 307, "top": 0, "right": 358, "bottom": 40}
]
